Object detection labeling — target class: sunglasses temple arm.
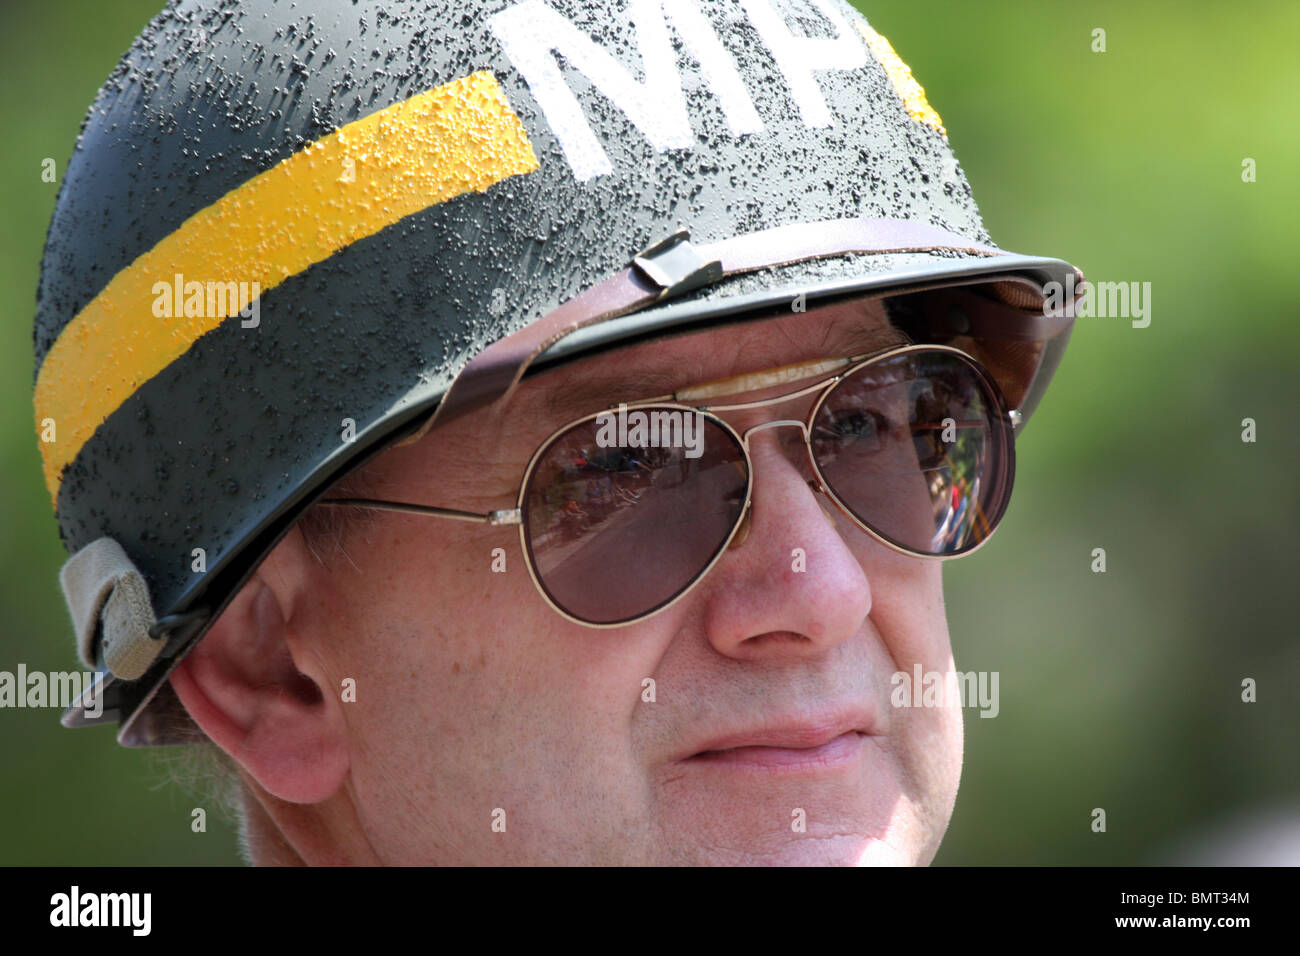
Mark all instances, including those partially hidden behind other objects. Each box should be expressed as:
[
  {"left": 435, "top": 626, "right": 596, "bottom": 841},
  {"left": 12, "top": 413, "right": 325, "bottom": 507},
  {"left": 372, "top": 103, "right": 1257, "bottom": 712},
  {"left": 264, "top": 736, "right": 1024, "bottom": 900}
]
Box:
[{"left": 316, "top": 498, "right": 523, "bottom": 526}]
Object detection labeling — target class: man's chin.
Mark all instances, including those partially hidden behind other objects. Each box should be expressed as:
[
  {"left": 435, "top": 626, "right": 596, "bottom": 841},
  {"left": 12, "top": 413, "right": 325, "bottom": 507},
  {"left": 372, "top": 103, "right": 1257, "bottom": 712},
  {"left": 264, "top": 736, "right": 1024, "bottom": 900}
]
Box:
[
  {"left": 649, "top": 743, "right": 925, "bottom": 863},
  {"left": 653, "top": 831, "right": 921, "bottom": 866},
  {"left": 648, "top": 797, "right": 927, "bottom": 865}
]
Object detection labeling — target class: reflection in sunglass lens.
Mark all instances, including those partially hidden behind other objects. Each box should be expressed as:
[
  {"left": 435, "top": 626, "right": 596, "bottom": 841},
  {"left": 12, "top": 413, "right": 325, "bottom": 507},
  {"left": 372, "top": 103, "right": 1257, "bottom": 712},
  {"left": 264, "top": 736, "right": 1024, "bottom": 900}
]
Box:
[
  {"left": 811, "top": 350, "right": 1013, "bottom": 555},
  {"left": 522, "top": 413, "right": 749, "bottom": 624}
]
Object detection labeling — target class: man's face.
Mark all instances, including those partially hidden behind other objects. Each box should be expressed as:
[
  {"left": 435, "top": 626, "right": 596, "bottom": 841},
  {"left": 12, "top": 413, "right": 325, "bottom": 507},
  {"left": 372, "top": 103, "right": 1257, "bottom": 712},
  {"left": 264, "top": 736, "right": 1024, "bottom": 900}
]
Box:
[{"left": 292, "top": 300, "right": 964, "bottom": 865}]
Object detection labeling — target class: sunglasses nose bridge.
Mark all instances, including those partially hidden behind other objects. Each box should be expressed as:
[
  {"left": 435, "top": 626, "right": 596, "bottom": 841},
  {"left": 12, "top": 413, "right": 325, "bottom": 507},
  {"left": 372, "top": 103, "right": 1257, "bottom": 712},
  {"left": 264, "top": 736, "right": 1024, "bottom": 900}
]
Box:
[
  {"left": 722, "top": 431, "right": 837, "bottom": 556},
  {"left": 738, "top": 419, "right": 815, "bottom": 483},
  {"left": 738, "top": 418, "right": 809, "bottom": 447}
]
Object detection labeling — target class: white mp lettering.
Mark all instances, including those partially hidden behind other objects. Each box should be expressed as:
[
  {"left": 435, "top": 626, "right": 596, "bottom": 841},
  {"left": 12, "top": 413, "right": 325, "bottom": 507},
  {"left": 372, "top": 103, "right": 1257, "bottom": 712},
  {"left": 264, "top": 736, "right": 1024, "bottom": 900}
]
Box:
[{"left": 492, "top": 0, "right": 866, "bottom": 181}]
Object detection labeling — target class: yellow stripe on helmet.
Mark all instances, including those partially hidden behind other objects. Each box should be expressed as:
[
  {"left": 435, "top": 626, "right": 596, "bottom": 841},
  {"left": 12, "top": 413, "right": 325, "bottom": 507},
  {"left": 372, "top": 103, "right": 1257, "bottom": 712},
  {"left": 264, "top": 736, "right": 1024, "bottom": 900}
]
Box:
[
  {"left": 855, "top": 22, "right": 947, "bottom": 137},
  {"left": 34, "top": 69, "right": 538, "bottom": 503}
]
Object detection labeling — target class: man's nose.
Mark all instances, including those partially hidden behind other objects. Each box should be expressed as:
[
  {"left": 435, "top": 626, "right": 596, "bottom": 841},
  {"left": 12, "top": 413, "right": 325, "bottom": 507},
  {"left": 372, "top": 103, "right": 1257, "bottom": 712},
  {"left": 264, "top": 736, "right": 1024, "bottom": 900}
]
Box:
[{"left": 697, "top": 425, "right": 872, "bottom": 659}]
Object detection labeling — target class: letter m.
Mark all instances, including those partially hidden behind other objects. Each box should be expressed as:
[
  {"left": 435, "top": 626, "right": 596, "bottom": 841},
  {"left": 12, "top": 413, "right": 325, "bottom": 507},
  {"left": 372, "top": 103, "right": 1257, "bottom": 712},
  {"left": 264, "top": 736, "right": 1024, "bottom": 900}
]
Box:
[
  {"left": 1097, "top": 281, "right": 1129, "bottom": 318},
  {"left": 51, "top": 672, "right": 79, "bottom": 707},
  {"left": 205, "top": 281, "right": 240, "bottom": 318},
  {"left": 490, "top": 0, "right": 760, "bottom": 181},
  {"left": 101, "top": 893, "right": 129, "bottom": 926}
]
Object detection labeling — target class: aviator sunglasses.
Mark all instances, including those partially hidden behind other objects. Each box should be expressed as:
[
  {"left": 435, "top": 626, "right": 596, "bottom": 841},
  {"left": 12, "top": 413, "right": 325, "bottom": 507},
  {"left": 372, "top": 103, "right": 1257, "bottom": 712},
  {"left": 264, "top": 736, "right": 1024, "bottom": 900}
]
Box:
[{"left": 319, "top": 340, "right": 1016, "bottom": 627}]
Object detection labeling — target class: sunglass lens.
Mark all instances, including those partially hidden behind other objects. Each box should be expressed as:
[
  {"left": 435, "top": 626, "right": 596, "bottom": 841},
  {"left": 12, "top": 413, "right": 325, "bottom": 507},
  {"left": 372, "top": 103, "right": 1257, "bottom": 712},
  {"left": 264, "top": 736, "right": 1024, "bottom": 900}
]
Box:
[
  {"left": 522, "top": 412, "right": 749, "bottom": 624},
  {"left": 810, "top": 350, "right": 1014, "bottom": 555}
]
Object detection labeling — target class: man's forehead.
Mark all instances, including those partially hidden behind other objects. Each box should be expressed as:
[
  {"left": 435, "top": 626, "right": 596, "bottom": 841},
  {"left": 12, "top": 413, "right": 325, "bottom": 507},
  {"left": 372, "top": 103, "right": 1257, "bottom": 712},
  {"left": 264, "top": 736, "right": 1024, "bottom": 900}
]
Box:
[{"left": 520, "top": 295, "right": 902, "bottom": 420}]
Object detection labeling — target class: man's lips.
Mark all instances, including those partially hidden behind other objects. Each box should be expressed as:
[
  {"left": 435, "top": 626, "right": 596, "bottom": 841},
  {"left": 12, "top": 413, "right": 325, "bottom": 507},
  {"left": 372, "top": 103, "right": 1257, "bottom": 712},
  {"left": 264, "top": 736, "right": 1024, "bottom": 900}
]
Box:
[
  {"left": 688, "top": 731, "right": 868, "bottom": 771},
  {"left": 678, "top": 713, "right": 876, "bottom": 773}
]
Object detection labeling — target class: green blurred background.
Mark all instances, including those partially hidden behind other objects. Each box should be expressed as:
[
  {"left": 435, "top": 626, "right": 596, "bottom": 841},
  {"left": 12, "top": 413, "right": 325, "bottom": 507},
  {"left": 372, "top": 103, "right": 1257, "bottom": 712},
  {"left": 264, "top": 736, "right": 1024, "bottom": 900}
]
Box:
[{"left": 1, "top": 0, "right": 1296, "bottom": 865}]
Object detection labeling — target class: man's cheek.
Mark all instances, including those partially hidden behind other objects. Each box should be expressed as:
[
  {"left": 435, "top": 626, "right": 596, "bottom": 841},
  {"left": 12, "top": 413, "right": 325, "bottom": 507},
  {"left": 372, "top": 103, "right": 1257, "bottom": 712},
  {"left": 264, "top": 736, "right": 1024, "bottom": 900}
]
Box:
[
  {"left": 889, "top": 687, "right": 964, "bottom": 848},
  {"left": 865, "top": 562, "right": 950, "bottom": 663}
]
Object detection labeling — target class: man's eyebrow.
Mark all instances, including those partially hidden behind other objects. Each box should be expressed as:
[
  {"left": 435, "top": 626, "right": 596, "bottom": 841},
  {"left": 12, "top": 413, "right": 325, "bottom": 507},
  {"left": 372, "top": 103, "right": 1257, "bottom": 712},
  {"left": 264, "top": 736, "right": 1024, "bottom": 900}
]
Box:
[
  {"left": 532, "top": 364, "right": 685, "bottom": 421},
  {"left": 527, "top": 310, "right": 906, "bottom": 422}
]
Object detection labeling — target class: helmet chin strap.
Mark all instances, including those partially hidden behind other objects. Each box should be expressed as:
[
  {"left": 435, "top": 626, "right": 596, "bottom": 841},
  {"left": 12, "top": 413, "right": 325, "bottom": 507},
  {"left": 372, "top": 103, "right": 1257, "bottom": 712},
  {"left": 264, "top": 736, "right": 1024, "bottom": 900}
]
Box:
[{"left": 59, "top": 537, "right": 160, "bottom": 681}]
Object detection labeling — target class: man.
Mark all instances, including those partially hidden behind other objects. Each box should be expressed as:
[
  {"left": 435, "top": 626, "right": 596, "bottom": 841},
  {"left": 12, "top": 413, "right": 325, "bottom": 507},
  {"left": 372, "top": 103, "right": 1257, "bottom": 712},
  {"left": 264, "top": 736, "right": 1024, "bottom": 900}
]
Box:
[{"left": 35, "top": 0, "right": 1080, "bottom": 865}]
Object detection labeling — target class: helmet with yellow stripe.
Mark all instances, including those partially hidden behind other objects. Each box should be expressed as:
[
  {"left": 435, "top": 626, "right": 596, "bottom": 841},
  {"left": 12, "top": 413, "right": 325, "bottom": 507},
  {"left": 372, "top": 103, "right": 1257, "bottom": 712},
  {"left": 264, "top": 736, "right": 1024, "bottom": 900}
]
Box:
[{"left": 35, "top": 0, "right": 1080, "bottom": 745}]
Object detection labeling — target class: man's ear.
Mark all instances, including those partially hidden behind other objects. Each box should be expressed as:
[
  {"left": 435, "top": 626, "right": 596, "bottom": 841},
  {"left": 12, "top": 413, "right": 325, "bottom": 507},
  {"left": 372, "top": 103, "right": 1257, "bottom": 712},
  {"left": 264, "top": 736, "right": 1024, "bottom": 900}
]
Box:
[{"left": 169, "top": 526, "right": 349, "bottom": 804}]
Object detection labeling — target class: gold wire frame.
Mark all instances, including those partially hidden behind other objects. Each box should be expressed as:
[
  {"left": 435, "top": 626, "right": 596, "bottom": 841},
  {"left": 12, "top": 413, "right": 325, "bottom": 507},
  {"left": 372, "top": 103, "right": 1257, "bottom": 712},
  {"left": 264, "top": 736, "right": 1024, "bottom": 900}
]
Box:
[{"left": 319, "top": 343, "right": 1015, "bottom": 628}]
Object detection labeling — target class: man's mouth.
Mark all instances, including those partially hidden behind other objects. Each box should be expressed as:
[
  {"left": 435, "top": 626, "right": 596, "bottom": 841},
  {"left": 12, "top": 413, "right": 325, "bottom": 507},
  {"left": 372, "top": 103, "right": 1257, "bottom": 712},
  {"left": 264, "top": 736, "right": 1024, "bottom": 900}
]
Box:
[{"left": 680, "top": 715, "right": 875, "bottom": 773}]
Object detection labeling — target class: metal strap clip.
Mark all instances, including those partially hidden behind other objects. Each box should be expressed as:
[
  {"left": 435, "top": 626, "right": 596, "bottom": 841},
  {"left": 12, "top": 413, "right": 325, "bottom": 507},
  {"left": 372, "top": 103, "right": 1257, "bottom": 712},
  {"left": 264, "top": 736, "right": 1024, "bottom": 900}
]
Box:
[{"left": 632, "top": 229, "right": 723, "bottom": 301}]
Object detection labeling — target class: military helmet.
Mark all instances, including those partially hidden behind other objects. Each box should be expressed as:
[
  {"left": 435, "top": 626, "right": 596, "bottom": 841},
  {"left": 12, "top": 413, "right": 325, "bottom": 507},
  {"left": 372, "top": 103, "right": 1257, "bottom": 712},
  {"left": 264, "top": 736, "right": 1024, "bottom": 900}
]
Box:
[{"left": 34, "top": 0, "right": 1081, "bottom": 745}]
